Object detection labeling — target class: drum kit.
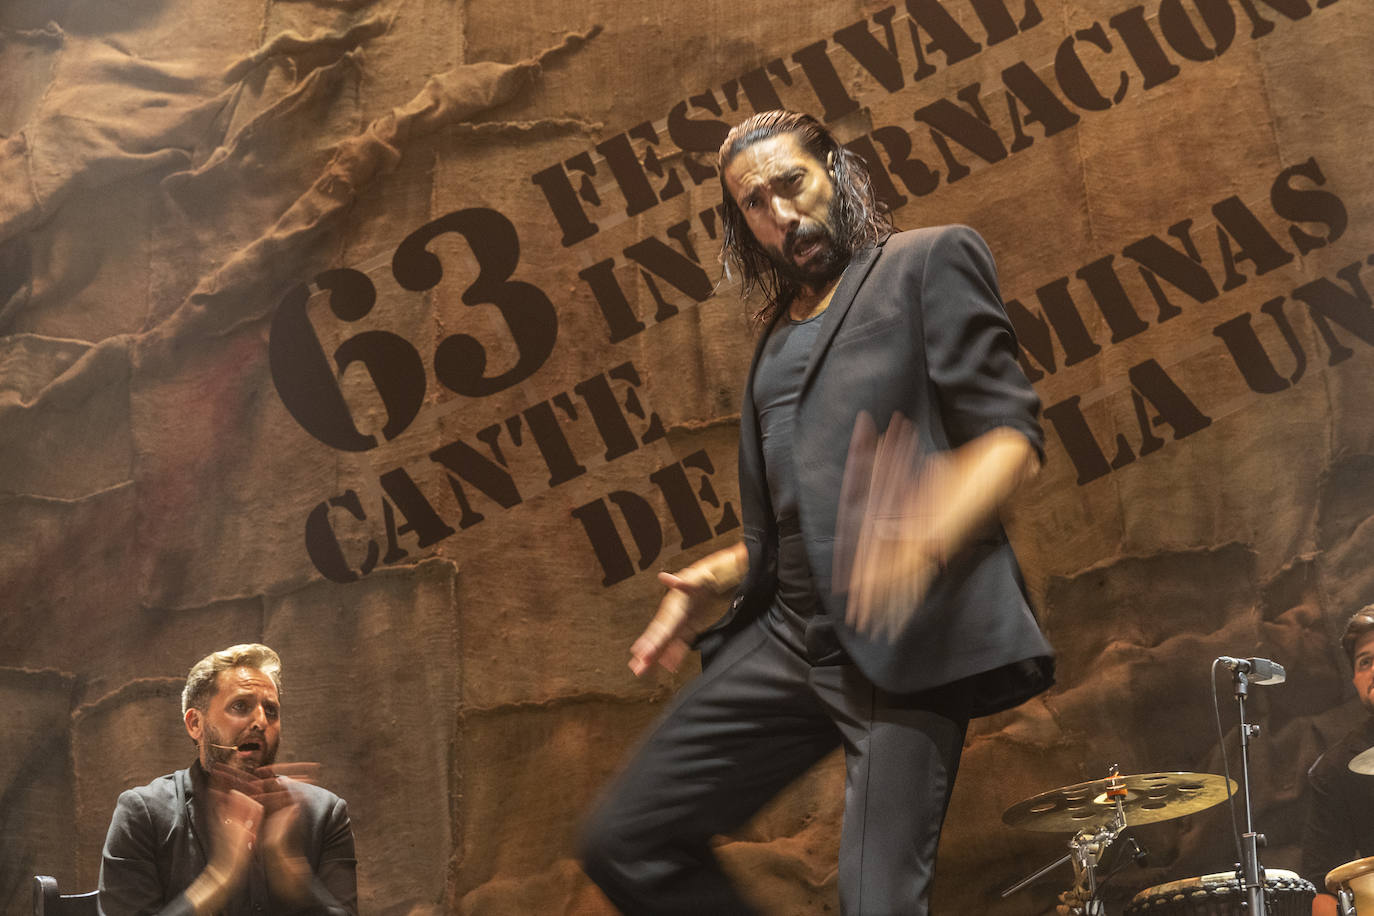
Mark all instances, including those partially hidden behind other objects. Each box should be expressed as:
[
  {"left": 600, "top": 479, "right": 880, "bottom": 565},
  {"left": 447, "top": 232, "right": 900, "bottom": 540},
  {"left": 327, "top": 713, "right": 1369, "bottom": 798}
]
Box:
[
  {"left": 998, "top": 766, "right": 1315, "bottom": 915},
  {"left": 997, "top": 656, "right": 1341, "bottom": 915}
]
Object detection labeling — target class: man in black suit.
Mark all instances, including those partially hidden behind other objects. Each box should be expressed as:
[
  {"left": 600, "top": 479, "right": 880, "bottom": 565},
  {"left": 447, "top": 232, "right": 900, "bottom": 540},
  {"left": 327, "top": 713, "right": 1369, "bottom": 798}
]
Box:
[
  {"left": 99, "top": 643, "right": 357, "bottom": 915},
  {"left": 581, "top": 110, "right": 1053, "bottom": 915}
]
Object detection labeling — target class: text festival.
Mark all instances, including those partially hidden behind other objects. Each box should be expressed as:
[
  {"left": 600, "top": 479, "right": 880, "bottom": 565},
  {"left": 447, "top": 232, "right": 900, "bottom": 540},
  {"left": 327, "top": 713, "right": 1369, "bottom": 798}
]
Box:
[{"left": 268, "top": 0, "right": 1365, "bottom": 585}]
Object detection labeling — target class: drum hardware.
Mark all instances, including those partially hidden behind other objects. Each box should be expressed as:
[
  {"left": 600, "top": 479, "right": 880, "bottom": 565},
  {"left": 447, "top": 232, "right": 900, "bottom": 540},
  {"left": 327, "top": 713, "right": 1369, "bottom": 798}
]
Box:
[
  {"left": 998, "top": 797, "right": 1119, "bottom": 914},
  {"left": 1000, "top": 767, "right": 1235, "bottom": 915},
  {"left": 1338, "top": 884, "right": 1357, "bottom": 916},
  {"left": 998, "top": 763, "right": 1128, "bottom": 916}
]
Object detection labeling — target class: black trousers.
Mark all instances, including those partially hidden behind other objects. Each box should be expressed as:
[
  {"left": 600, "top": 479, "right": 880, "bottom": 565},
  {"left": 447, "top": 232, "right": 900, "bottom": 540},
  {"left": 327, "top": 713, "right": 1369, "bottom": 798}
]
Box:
[{"left": 581, "top": 609, "right": 969, "bottom": 915}]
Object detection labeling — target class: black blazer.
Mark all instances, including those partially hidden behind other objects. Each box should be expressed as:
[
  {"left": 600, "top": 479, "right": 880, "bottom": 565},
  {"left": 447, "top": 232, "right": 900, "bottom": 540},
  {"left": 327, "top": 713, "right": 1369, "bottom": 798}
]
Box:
[
  {"left": 702, "top": 225, "right": 1053, "bottom": 715},
  {"left": 99, "top": 762, "right": 357, "bottom": 915}
]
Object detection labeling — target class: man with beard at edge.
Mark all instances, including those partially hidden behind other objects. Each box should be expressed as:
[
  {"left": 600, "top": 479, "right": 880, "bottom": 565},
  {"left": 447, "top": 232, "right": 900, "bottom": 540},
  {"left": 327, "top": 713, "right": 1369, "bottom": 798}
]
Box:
[
  {"left": 99, "top": 644, "right": 357, "bottom": 915},
  {"left": 1303, "top": 606, "right": 1374, "bottom": 916},
  {"left": 580, "top": 110, "right": 1054, "bottom": 914}
]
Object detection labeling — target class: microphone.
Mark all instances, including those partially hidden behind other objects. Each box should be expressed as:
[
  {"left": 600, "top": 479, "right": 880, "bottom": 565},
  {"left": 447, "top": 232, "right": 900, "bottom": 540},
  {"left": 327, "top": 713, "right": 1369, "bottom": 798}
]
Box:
[
  {"left": 1217, "top": 656, "right": 1286, "bottom": 685},
  {"left": 209, "top": 743, "right": 240, "bottom": 750}
]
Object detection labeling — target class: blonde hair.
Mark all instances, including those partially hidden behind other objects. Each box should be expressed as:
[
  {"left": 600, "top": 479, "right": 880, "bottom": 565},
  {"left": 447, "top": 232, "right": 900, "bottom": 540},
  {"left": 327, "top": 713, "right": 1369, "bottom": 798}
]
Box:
[{"left": 182, "top": 643, "right": 283, "bottom": 715}]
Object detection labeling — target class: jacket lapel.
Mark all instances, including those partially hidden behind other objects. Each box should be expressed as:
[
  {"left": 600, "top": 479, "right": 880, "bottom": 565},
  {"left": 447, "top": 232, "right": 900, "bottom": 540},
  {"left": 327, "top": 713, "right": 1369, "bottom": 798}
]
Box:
[
  {"left": 184, "top": 764, "right": 210, "bottom": 864},
  {"left": 798, "top": 242, "right": 884, "bottom": 396}
]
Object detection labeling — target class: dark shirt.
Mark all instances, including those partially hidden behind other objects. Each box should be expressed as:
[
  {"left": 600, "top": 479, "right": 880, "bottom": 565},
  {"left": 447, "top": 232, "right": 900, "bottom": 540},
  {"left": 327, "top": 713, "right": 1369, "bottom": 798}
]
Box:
[
  {"left": 754, "top": 312, "right": 824, "bottom": 618},
  {"left": 753, "top": 312, "right": 847, "bottom": 665},
  {"left": 1301, "top": 716, "right": 1374, "bottom": 889},
  {"left": 100, "top": 761, "right": 357, "bottom": 916}
]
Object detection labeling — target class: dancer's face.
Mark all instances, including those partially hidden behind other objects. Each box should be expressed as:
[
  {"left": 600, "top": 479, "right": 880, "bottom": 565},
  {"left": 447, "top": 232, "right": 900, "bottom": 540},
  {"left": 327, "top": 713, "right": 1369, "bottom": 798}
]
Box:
[{"left": 725, "top": 132, "right": 847, "bottom": 290}]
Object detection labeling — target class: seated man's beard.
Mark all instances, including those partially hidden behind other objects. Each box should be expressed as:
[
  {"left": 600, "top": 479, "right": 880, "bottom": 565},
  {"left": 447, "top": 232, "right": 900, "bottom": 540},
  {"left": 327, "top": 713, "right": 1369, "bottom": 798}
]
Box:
[
  {"left": 769, "top": 219, "right": 849, "bottom": 289},
  {"left": 205, "top": 723, "right": 278, "bottom": 769}
]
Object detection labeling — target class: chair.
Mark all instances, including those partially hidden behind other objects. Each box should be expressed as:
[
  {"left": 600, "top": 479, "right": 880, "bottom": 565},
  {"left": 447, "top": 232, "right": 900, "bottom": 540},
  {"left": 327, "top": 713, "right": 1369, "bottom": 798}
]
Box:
[{"left": 31, "top": 876, "right": 99, "bottom": 916}]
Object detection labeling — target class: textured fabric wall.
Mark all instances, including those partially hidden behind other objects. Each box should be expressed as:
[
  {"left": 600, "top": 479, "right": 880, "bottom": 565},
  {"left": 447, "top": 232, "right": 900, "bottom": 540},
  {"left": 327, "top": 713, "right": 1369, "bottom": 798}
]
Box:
[{"left": 1, "top": 0, "right": 1371, "bottom": 912}]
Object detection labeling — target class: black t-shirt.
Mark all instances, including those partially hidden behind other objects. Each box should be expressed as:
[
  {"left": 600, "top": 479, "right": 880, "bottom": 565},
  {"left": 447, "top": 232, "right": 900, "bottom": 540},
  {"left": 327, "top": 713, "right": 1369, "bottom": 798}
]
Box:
[
  {"left": 752, "top": 312, "right": 847, "bottom": 665},
  {"left": 753, "top": 313, "right": 822, "bottom": 617}
]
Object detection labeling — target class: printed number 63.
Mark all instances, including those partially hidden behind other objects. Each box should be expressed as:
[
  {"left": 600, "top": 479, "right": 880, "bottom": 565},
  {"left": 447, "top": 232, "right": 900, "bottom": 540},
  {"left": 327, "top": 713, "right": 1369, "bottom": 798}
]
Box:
[{"left": 269, "top": 207, "right": 558, "bottom": 452}]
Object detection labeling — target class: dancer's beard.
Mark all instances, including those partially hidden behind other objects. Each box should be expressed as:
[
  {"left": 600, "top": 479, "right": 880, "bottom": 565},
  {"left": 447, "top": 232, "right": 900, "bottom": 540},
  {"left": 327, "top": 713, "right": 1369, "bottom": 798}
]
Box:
[{"left": 766, "top": 206, "right": 849, "bottom": 290}]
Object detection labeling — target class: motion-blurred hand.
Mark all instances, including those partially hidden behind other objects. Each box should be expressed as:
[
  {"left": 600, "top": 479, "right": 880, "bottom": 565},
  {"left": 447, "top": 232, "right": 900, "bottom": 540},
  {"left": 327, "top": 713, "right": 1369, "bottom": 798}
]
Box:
[
  {"left": 833, "top": 411, "right": 951, "bottom": 641},
  {"left": 206, "top": 788, "right": 262, "bottom": 890},
  {"left": 210, "top": 762, "right": 319, "bottom": 902},
  {"left": 211, "top": 762, "right": 320, "bottom": 809},
  {"left": 629, "top": 570, "right": 718, "bottom": 676}
]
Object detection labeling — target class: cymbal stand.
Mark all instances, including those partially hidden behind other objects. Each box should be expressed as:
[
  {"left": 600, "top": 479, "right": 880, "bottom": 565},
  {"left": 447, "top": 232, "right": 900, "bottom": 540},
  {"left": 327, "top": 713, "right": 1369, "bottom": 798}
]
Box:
[
  {"left": 1232, "top": 669, "right": 1268, "bottom": 916},
  {"left": 1001, "top": 766, "right": 1129, "bottom": 916}
]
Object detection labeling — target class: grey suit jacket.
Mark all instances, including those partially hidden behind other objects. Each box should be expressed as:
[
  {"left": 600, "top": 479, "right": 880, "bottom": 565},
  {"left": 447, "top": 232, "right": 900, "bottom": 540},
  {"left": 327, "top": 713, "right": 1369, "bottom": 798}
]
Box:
[
  {"left": 99, "top": 762, "right": 357, "bottom": 916},
  {"left": 702, "top": 225, "right": 1054, "bottom": 713}
]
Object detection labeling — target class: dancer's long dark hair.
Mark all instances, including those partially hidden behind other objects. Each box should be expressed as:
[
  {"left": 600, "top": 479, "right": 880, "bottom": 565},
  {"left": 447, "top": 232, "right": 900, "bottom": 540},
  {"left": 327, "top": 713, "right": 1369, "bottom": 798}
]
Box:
[{"left": 718, "top": 111, "right": 894, "bottom": 326}]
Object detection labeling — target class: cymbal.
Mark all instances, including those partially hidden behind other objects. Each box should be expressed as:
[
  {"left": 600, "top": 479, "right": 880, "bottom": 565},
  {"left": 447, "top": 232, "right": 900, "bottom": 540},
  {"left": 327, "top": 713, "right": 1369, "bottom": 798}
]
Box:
[
  {"left": 1347, "top": 747, "right": 1374, "bottom": 775},
  {"left": 1003, "top": 772, "right": 1236, "bottom": 832}
]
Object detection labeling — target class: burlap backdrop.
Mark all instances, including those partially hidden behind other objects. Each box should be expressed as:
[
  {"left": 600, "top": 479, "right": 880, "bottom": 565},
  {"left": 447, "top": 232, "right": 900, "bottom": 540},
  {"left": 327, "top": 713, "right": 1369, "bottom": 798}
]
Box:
[{"left": 2, "top": 0, "right": 1372, "bottom": 912}]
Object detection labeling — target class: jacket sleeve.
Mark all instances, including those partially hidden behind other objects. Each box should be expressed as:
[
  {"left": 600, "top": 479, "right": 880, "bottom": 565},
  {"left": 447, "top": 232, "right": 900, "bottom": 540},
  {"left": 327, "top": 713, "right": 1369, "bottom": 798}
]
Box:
[
  {"left": 99, "top": 789, "right": 197, "bottom": 916},
  {"left": 918, "top": 225, "right": 1044, "bottom": 458},
  {"left": 290, "top": 793, "right": 358, "bottom": 916}
]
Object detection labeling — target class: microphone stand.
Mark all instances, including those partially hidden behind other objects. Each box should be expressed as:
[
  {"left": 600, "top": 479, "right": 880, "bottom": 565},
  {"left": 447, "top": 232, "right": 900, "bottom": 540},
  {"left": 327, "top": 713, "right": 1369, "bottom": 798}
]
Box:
[{"left": 1232, "top": 668, "right": 1267, "bottom": 916}]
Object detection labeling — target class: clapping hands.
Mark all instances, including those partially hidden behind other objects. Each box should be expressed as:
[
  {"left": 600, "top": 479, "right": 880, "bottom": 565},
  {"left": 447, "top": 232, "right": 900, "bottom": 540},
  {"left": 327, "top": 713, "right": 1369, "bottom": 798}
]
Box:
[{"left": 209, "top": 762, "right": 322, "bottom": 903}]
